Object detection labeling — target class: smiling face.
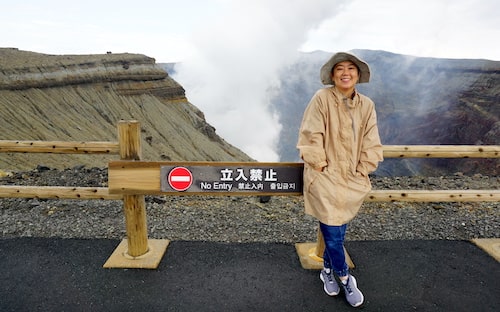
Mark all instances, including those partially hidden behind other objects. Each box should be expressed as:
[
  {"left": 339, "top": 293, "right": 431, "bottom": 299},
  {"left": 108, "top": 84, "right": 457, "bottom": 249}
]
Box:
[{"left": 331, "top": 61, "right": 359, "bottom": 96}]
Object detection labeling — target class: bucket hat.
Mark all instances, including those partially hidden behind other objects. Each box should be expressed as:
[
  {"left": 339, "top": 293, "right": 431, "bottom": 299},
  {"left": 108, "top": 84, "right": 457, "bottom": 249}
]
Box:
[{"left": 320, "top": 52, "right": 370, "bottom": 85}]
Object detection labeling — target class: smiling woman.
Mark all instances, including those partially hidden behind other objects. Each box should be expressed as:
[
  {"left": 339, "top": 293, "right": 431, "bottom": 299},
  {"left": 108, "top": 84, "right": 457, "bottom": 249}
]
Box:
[
  {"left": 330, "top": 61, "right": 360, "bottom": 94},
  {"left": 297, "top": 51, "right": 383, "bottom": 307}
]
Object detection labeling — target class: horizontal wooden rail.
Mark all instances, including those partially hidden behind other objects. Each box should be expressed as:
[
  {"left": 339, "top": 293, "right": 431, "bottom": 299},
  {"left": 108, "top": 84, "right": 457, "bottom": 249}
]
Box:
[
  {"left": 0, "top": 185, "right": 500, "bottom": 202},
  {"left": 367, "top": 189, "right": 500, "bottom": 202},
  {"left": 0, "top": 185, "right": 122, "bottom": 200},
  {"left": 383, "top": 145, "right": 499, "bottom": 158},
  {"left": 0, "top": 140, "right": 120, "bottom": 154},
  {"left": 0, "top": 142, "right": 498, "bottom": 158},
  {"left": 1, "top": 185, "right": 497, "bottom": 202}
]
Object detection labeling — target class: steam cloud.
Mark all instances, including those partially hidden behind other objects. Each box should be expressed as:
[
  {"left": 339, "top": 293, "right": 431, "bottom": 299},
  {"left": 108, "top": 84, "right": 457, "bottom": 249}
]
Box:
[{"left": 173, "top": 0, "right": 347, "bottom": 161}]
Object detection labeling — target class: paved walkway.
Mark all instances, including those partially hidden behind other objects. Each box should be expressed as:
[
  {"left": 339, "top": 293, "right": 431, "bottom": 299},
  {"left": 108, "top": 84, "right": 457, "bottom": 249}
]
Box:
[{"left": 0, "top": 238, "right": 498, "bottom": 311}]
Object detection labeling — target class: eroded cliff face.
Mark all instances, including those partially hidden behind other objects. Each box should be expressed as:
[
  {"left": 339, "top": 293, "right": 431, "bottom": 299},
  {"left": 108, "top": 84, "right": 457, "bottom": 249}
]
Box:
[{"left": 0, "top": 48, "right": 252, "bottom": 170}]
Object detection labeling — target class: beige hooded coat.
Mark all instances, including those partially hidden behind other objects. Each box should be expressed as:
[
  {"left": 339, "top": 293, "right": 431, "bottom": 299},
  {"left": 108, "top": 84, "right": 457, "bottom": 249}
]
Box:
[{"left": 297, "top": 86, "right": 383, "bottom": 225}]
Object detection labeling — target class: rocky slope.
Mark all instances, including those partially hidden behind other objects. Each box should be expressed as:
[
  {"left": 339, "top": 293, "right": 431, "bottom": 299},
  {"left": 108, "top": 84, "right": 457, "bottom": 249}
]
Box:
[{"left": 0, "top": 48, "right": 252, "bottom": 171}]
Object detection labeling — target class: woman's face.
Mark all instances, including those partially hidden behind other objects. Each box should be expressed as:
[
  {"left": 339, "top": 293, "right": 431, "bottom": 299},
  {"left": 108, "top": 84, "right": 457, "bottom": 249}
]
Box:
[{"left": 331, "top": 61, "right": 359, "bottom": 95}]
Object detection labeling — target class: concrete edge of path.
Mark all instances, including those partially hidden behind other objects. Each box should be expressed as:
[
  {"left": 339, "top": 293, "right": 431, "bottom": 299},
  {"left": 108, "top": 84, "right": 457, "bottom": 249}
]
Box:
[{"left": 472, "top": 238, "right": 500, "bottom": 262}]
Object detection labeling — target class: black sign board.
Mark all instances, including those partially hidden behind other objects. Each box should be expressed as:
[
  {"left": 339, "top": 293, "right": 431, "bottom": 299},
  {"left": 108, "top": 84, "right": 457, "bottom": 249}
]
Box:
[{"left": 160, "top": 163, "right": 303, "bottom": 195}]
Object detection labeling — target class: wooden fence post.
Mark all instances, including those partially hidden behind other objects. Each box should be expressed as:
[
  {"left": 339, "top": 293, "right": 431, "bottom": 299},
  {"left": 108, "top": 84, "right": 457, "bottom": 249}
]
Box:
[
  {"left": 295, "top": 227, "right": 354, "bottom": 270},
  {"left": 117, "top": 120, "right": 148, "bottom": 257},
  {"left": 104, "top": 120, "right": 170, "bottom": 269}
]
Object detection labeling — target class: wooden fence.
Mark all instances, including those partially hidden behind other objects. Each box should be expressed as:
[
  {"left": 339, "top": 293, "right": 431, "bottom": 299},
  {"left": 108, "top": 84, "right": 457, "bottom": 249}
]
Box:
[{"left": 0, "top": 120, "right": 498, "bottom": 269}]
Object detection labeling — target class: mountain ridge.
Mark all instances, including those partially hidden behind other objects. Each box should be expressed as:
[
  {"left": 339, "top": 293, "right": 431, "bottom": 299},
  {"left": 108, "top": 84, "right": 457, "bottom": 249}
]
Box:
[
  {"left": 0, "top": 48, "right": 253, "bottom": 171},
  {"left": 269, "top": 49, "right": 499, "bottom": 176}
]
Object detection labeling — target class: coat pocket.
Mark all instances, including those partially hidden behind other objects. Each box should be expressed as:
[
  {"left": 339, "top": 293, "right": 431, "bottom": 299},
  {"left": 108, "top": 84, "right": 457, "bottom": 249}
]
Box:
[
  {"left": 306, "top": 169, "right": 339, "bottom": 209},
  {"left": 345, "top": 173, "right": 371, "bottom": 208}
]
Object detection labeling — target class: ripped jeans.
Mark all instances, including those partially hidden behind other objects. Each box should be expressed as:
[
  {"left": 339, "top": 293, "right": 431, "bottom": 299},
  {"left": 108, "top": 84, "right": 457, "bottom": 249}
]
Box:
[{"left": 319, "top": 222, "right": 350, "bottom": 278}]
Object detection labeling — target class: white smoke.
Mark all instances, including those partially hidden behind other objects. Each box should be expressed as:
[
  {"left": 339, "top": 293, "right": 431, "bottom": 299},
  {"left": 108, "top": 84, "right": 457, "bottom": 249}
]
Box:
[{"left": 173, "top": 0, "right": 347, "bottom": 161}]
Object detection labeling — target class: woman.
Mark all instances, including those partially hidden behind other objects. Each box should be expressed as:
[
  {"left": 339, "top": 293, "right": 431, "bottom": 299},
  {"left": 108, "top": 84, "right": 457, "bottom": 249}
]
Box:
[{"left": 297, "top": 52, "right": 383, "bottom": 308}]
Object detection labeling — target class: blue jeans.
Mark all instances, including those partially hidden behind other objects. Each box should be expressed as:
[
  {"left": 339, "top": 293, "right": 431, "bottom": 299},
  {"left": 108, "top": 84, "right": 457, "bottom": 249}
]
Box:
[{"left": 319, "top": 222, "right": 349, "bottom": 277}]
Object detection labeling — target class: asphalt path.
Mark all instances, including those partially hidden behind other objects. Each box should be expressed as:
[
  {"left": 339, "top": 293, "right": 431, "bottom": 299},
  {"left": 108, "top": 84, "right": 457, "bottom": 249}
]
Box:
[{"left": 0, "top": 238, "right": 498, "bottom": 311}]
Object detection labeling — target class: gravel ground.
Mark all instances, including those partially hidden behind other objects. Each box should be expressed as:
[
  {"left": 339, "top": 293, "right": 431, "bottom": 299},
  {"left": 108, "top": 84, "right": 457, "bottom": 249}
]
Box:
[{"left": 0, "top": 166, "right": 498, "bottom": 242}]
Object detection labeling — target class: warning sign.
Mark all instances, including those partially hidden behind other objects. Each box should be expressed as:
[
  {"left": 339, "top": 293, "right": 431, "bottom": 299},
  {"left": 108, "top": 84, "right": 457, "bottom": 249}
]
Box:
[
  {"left": 160, "top": 163, "right": 303, "bottom": 195},
  {"left": 167, "top": 167, "right": 193, "bottom": 191}
]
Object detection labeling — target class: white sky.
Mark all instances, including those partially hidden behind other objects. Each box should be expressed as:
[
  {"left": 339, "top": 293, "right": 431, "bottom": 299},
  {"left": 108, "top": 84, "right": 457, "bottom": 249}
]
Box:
[
  {"left": 2, "top": 0, "right": 498, "bottom": 62},
  {"left": 2, "top": 0, "right": 499, "bottom": 161}
]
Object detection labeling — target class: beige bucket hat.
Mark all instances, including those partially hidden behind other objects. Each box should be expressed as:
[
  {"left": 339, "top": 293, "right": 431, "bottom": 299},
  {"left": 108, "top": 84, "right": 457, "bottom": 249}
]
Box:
[{"left": 320, "top": 52, "right": 370, "bottom": 85}]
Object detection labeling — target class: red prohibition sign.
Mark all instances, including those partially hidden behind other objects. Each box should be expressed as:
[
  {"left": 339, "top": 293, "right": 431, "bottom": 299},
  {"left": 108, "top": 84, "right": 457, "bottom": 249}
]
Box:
[{"left": 168, "top": 167, "right": 193, "bottom": 191}]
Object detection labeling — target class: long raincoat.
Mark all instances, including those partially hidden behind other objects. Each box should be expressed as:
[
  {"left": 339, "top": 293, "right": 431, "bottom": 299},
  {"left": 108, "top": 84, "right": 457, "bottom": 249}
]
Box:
[{"left": 297, "top": 86, "right": 383, "bottom": 225}]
